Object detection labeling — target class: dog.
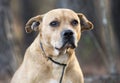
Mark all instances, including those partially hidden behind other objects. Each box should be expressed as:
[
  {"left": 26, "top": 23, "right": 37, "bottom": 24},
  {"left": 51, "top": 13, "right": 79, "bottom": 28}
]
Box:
[{"left": 11, "top": 8, "right": 93, "bottom": 83}]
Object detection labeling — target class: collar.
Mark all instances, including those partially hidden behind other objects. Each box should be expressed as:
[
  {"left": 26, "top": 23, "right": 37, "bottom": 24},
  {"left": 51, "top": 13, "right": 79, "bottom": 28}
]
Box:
[{"left": 40, "top": 41, "right": 67, "bottom": 83}]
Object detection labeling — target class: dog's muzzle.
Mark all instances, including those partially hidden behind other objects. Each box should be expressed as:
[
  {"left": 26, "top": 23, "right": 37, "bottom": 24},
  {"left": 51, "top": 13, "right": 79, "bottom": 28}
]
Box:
[{"left": 56, "top": 30, "right": 76, "bottom": 50}]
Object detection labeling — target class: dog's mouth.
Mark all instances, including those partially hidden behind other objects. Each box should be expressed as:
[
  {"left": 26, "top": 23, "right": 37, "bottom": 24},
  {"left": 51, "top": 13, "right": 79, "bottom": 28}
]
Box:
[{"left": 55, "top": 39, "right": 76, "bottom": 51}]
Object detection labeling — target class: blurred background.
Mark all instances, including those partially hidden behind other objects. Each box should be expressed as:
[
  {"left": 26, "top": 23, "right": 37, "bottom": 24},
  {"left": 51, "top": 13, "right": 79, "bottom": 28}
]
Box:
[{"left": 0, "top": 0, "right": 120, "bottom": 83}]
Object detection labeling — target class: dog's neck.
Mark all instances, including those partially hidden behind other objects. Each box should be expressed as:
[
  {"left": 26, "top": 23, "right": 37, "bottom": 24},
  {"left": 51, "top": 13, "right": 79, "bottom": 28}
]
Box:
[
  {"left": 28, "top": 34, "right": 76, "bottom": 83},
  {"left": 36, "top": 34, "right": 72, "bottom": 63},
  {"left": 39, "top": 40, "right": 69, "bottom": 65},
  {"left": 38, "top": 35, "right": 71, "bottom": 83},
  {"left": 29, "top": 34, "right": 74, "bottom": 66}
]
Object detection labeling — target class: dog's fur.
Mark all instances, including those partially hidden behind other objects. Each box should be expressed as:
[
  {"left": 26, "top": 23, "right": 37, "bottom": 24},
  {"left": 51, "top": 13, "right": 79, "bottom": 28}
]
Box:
[{"left": 11, "top": 9, "right": 93, "bottom": 83}]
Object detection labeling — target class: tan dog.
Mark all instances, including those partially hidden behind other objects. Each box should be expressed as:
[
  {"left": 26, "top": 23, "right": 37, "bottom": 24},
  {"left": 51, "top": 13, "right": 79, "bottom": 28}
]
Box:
[{"left": 11, "top": 9, "right": 93, "bottom": 83}]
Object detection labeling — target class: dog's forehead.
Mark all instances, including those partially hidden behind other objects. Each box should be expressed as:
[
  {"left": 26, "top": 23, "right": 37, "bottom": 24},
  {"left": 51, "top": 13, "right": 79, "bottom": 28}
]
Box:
[{"left": 43, "top": 9, "right": 79, "bottom": 21}]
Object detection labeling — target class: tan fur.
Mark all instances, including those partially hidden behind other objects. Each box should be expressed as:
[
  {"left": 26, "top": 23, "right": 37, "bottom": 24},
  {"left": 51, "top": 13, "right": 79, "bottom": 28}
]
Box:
[{"left": 11, "top": 9, "right": 93, "bottom": 83}]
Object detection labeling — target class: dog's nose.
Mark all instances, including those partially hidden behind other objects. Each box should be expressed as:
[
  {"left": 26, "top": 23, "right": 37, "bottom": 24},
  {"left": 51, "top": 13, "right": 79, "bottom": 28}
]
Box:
[{"left": 62, "top": 30, "right": 74, "bottom": 38}]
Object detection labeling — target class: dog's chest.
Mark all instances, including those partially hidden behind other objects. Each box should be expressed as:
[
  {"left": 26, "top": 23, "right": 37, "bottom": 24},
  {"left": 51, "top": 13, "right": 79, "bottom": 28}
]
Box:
[
  {"left": 49, "top": 68, "right": 73, "bottom": 83},
  {"left": 49, "top": 79, "right": 57, "bottom": 83},
  {"left": 49, "top": 79, "right": 72, "bottom": 83},
  {"left": 47, "top": 54, "right": 72, "bottom": 83}
]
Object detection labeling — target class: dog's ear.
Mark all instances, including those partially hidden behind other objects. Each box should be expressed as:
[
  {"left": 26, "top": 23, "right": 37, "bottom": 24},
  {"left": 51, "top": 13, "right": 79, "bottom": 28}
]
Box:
[
  {"left": 25, "top": 15, "right": 43, "bottom": 33},
  {"left": 77, "top": 13, "right": 93, "bottom": 32}
]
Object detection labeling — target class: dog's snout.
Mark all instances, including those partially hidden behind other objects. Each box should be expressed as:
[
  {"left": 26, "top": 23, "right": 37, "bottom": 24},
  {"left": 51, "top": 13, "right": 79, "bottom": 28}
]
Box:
[{"left": 62, "top": 30, "right": 73, "bottom": 38}]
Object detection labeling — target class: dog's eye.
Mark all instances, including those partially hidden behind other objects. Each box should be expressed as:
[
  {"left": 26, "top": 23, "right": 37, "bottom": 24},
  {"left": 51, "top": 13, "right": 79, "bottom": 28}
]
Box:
[
  {"left": 50, "top": 21, "right": 59, "bottom": 27},
  {"left": 71, "top": 19, "right": 78, "bottom": 26}
]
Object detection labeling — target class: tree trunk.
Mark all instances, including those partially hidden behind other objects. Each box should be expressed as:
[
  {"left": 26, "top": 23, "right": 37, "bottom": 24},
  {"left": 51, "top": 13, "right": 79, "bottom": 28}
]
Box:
[
  {"left": 93, "top": 0, "right": 118, "bottom": 74},
  {"left": 0, "top": 0, "right": 17, "bottom": 82}
]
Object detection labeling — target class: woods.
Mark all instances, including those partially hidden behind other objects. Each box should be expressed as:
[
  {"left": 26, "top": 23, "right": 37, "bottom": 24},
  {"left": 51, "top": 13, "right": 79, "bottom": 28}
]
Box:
[
  {"left": 0, "top": 0, "right": 15, "bottom": 82},
  {"left": 0, "top": 0, "right": 120, "bottom": 83}
]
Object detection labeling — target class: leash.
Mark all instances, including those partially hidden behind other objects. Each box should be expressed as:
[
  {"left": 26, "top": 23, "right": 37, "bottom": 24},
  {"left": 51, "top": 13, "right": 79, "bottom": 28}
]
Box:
[{"left": 40, "top": 42, "right": 67, "bottom": 83}]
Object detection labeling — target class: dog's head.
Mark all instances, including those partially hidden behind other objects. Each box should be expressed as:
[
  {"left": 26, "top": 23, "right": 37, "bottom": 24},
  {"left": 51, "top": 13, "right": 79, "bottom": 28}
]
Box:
[{"left": 25, "top": 9, "right": 93, "bottom": 55}]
